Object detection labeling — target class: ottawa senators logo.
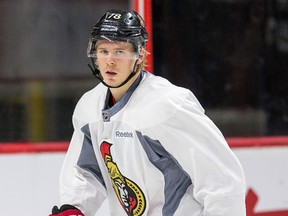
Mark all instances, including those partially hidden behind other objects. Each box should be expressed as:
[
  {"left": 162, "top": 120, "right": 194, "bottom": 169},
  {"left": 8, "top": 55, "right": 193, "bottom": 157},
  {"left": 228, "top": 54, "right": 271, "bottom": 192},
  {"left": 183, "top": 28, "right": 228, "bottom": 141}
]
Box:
[{"left": 100, "top": 141, "right": 146, "bottom": 216}]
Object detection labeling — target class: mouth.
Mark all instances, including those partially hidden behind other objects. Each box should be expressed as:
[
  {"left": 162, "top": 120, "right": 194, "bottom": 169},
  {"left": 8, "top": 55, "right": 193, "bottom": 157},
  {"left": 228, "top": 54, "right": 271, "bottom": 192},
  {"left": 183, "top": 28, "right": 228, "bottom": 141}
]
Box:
[{"left": 105, "top": 70, "right": 117, "bottom": 76}]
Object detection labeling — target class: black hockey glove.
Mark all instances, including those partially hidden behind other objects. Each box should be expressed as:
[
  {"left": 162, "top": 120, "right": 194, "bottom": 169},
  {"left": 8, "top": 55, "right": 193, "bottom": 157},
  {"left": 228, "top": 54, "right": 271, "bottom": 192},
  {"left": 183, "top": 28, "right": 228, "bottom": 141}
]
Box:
[{"left": 49, "top": 204, "right": 84, "bottom": 216}]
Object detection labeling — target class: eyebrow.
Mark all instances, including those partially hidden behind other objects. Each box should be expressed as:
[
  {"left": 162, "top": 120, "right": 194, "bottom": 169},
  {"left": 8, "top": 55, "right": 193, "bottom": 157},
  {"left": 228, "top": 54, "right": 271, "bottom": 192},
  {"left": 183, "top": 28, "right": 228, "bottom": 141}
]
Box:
[{"left": 97, "top": 46, "right": 132, "bottom": 51}]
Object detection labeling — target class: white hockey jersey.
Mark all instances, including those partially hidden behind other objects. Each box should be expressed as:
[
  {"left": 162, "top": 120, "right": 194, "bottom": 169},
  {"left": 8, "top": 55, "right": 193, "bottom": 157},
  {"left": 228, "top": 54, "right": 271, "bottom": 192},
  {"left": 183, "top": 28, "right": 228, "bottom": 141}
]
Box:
[{"left": 59, "top": 71, "right": 246, "bottom": 216}]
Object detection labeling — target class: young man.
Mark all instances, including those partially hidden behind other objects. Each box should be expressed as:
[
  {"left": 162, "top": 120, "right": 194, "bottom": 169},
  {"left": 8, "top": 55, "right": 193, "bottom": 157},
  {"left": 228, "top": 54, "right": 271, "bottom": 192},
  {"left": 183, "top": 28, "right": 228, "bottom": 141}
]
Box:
[{"left": 50, "top": 9, "right": 246, "bottom": 216}]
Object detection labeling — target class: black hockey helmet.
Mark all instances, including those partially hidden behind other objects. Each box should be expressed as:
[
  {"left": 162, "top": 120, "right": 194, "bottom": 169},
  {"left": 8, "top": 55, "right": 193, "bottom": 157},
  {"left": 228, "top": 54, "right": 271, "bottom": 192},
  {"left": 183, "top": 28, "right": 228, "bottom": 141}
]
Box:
[{"left": 87, "top": 9, "right": 148, "bottom": 58}]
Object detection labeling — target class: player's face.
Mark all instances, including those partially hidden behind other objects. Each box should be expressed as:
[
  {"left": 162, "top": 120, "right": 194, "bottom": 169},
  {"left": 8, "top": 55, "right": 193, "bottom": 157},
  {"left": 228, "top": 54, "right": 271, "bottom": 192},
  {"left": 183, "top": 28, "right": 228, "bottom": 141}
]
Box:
[{"left": 95, "top": 40, "right": 139, "bottom": 88}]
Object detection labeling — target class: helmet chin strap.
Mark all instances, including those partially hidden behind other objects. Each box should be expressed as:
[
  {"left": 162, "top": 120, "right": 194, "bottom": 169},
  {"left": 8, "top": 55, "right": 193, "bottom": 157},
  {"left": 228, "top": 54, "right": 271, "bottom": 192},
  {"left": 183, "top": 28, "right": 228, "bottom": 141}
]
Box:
[{"left": 88, "top": 58, "right": 140, "bottom": 89}]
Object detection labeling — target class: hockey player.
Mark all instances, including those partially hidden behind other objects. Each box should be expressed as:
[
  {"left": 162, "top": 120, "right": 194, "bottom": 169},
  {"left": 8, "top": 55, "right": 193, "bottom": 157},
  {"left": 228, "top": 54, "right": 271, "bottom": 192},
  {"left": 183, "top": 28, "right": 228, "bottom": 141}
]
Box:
[{"left": 50, "top": 9, "right": 246, "bottom": 216}]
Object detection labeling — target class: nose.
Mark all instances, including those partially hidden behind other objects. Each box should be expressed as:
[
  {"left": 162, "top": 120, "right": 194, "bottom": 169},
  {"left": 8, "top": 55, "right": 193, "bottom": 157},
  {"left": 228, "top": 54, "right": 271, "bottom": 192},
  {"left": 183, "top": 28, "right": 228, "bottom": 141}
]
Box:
[{"left": 106, "top": 53, "right": 116, "bottom": 65}]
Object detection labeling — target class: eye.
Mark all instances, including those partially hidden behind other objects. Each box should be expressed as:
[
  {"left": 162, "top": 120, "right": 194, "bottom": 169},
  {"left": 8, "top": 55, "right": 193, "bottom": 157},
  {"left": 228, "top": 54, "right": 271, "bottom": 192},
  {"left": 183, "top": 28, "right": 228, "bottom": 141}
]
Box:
[
  {"left": 99, "top": 49, "right": 109, "bottom": 55},
  {"left": 115, "top": 50, "right": 125, "bottom": 55}
]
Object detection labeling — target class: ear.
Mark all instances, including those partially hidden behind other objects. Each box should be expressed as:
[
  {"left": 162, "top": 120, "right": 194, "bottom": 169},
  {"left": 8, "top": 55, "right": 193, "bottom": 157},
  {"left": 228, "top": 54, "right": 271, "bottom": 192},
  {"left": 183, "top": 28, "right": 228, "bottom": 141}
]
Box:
[
  {"left": 136, "top": 57, "right": 143, "bottom": 65},
  {"left": 94, "top": 58, "right": 99, "bottom": 68},
  {"left": 136, "top": 49, "right": 146, "bottom": 65}
]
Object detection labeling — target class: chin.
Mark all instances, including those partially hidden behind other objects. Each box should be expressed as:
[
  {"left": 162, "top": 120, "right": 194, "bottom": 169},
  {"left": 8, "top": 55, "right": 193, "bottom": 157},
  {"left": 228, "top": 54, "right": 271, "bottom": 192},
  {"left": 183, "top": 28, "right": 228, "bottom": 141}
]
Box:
[{"left": 104, "top": 81, "right": 119, "bottom": 88}]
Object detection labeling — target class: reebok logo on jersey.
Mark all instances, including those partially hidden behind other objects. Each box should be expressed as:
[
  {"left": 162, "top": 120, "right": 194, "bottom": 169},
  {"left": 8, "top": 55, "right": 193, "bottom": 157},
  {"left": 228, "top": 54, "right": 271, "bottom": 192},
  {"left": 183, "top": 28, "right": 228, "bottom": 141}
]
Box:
[{"left": 115, "top": 130, "right": 134, "bottom": 138}]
